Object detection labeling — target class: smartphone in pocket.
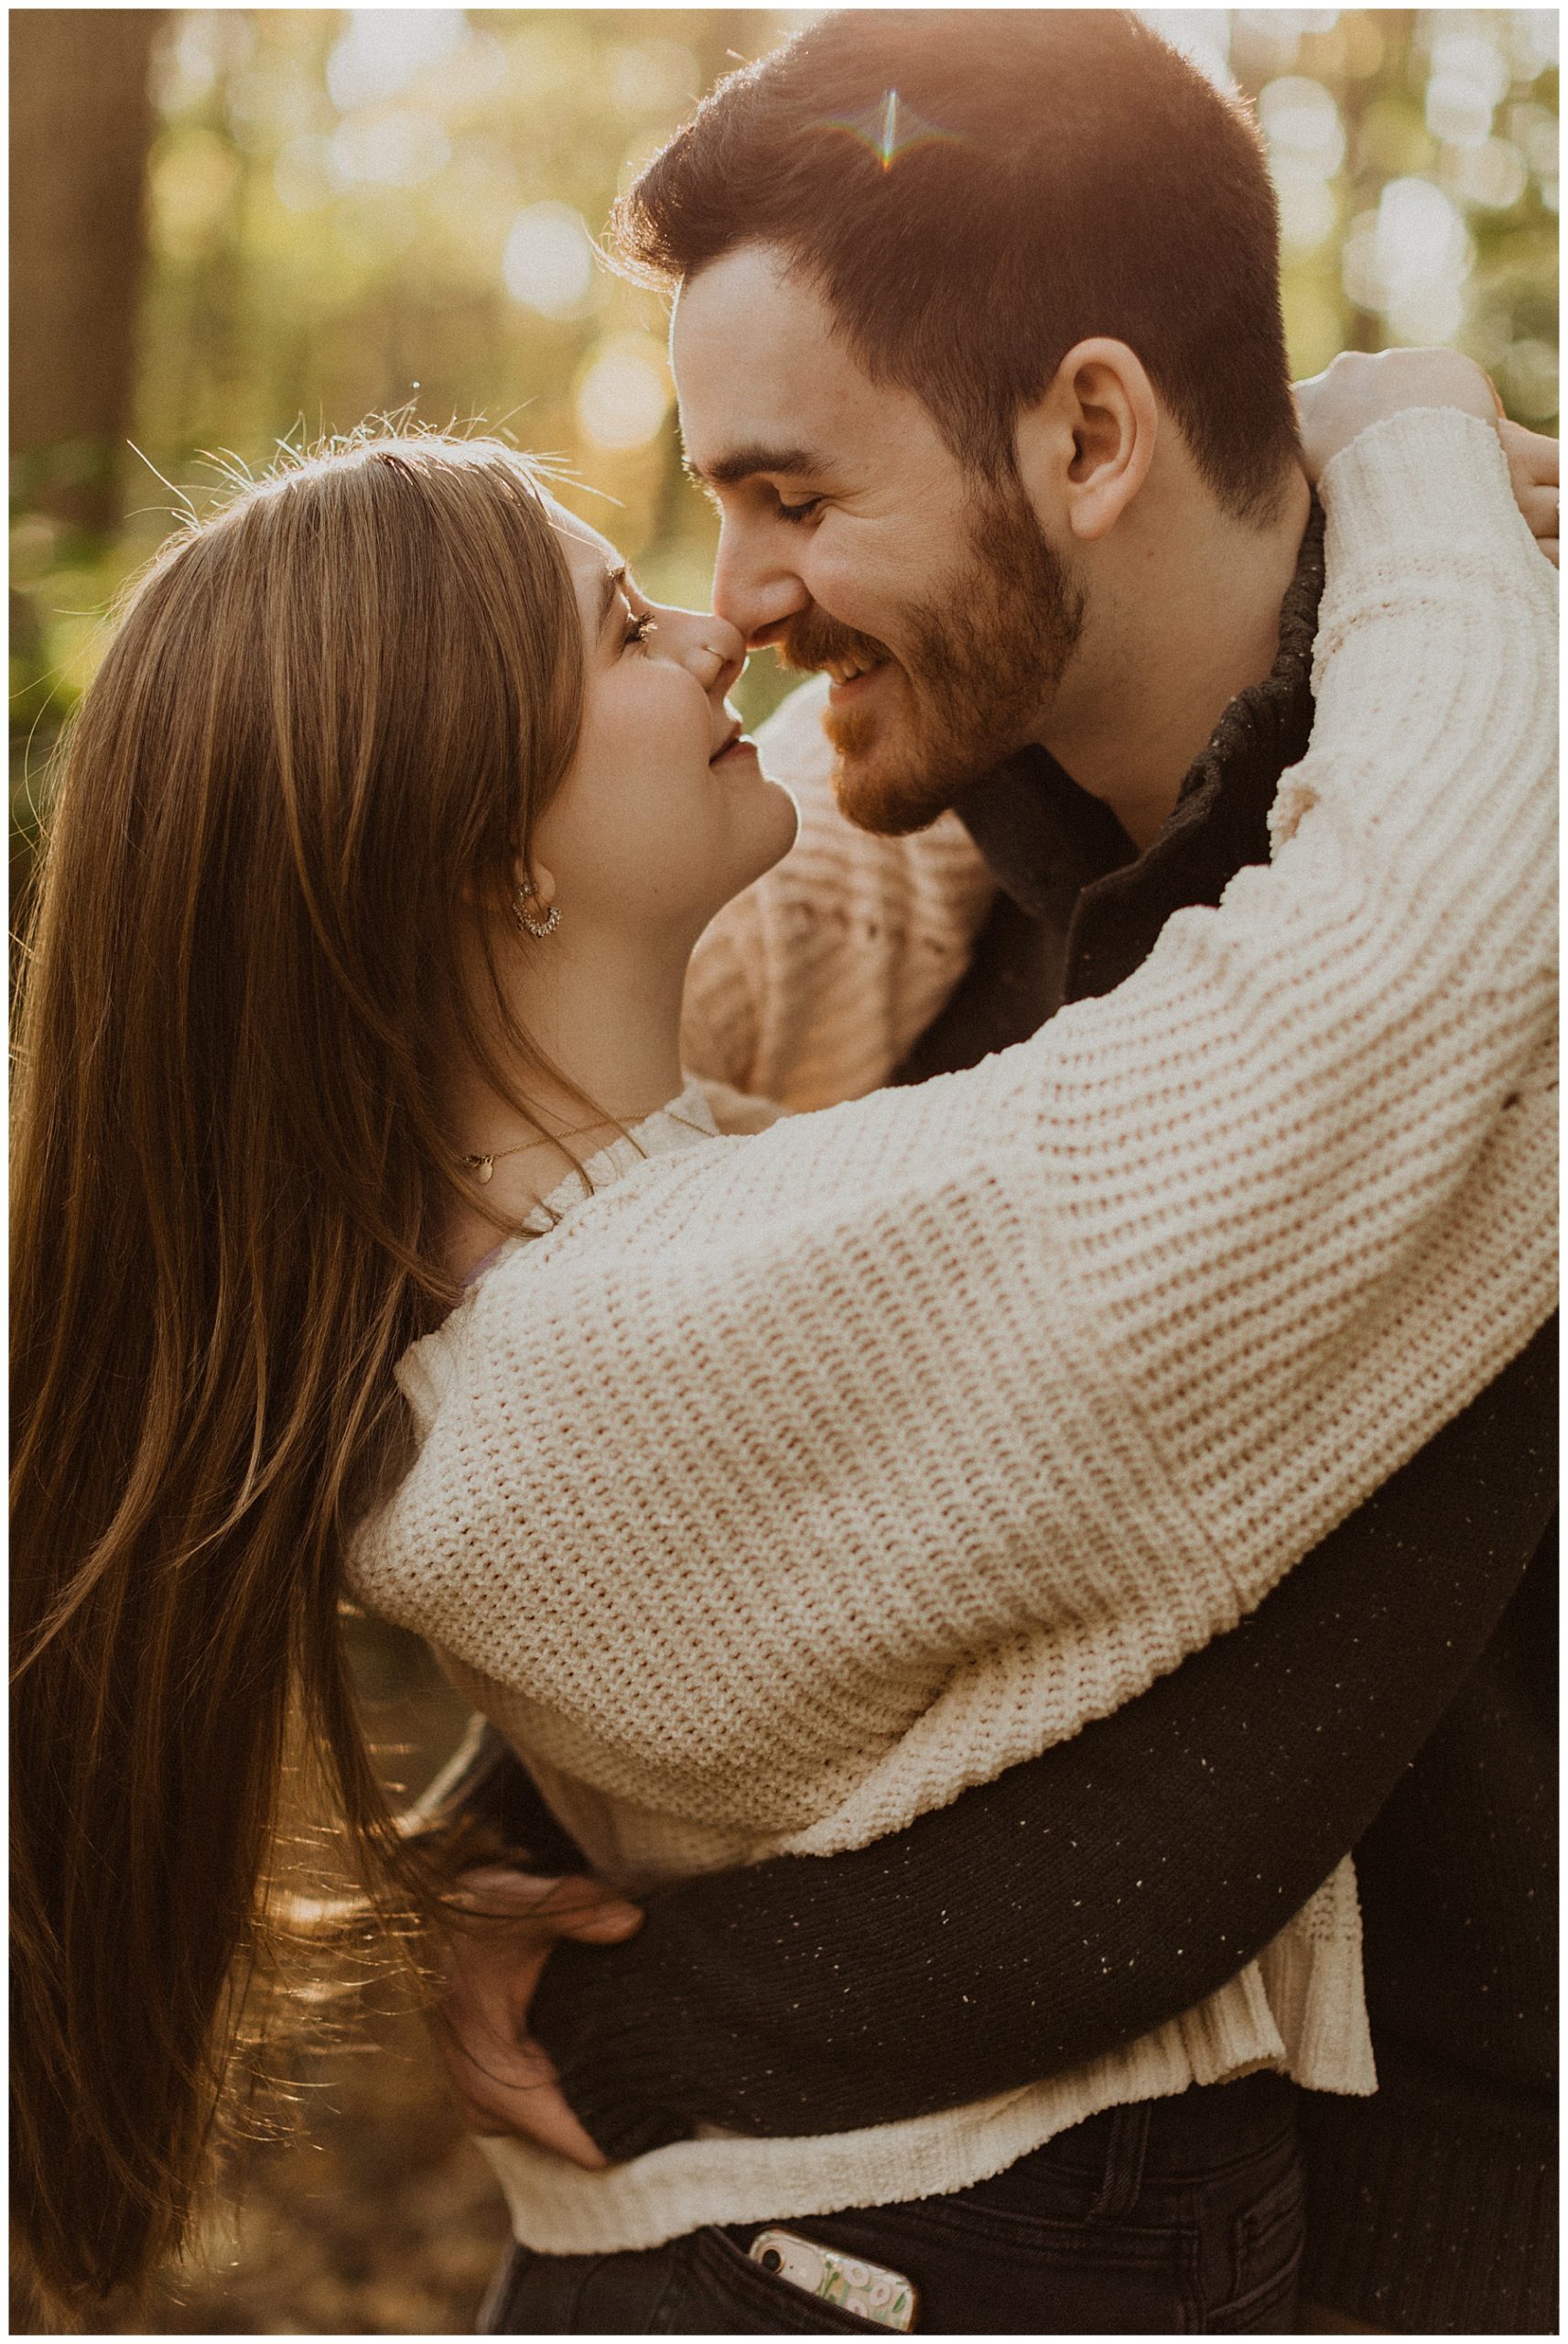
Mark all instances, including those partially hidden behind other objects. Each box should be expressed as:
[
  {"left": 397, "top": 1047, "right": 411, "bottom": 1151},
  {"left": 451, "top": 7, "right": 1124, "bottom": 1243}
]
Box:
[{"left": 749, "top": 2228, "right": 917, "bottom": 2331}]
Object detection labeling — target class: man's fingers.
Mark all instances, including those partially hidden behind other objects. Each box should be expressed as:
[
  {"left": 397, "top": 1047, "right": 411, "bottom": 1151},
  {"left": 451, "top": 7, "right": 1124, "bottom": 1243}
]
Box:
[
  {"left": 447, "top": 1864, "right": 568, "bottom": 1916},
  {"left": 453, "top": 2072, "right": 610, "bottom": 2165},
  {"left": 556, "top": 1902, "right": 643, "bottom": 1943},
  {"left": 430, "top": 1864, "right": 637, "bottom": 2167},
  {"left": 459, "top": 2080, "right": 611, "bottom": 2166},
  {"left": 442, "top": 2027, "right": 611, "bottom": 2167}
]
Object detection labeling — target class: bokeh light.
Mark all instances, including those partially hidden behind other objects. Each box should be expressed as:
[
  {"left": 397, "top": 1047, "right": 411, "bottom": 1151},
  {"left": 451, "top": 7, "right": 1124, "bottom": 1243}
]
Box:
[
  {"left": 325, "top": 10, "right": 468, "bottom": 114},
  {"left": 502, "top": 200, "right": 600, "bottom": 319},
  {"left": 608, "top": 38, "right": 700, "bottom": 114},
  {"left": 1449, "top": 136, "right": 1530, "bottom": 211},
  {"left": 1260, "top": 74, "right": 1346, "bottom": 253},
  {"left": 330, "top": 108, "right": 449, "bottom": 189},
  {"left": 575, "top": 333, "right": 673, "bottom": 452},
  {"left": 12, "top": 6, "right": 1560, "bottom": 786},
  {"left": 1349, "top": 176, "right": 1476, "bottom": 321},
  {"left": 1260, "top": 72, "right": 1347, "bottom": 172}
]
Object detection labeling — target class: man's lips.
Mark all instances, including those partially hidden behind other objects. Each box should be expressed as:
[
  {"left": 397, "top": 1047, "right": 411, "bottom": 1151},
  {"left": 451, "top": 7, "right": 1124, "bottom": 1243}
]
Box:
[
  {"left": 708, "top": 719, "right": 742, "bottom": 764},
  {"left": 826, "top": 659, "right": 891, "bottom": 706}
]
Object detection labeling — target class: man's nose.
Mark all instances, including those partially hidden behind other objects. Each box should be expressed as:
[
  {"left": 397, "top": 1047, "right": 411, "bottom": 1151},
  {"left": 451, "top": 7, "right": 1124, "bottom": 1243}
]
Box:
[{"left": 711, "top": 518, "right": 809, "bottom": 651}]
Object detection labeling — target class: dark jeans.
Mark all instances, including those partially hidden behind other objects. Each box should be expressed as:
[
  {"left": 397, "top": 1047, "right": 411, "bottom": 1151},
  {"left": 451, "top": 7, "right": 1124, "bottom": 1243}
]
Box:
[{"left": 480, "top": 2071, "right": 1304, "bottom": 2334}]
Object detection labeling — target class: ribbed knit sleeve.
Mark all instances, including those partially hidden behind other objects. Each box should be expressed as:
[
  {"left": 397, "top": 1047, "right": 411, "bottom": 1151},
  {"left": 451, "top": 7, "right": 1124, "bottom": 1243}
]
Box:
[
  {"left": 352, "top": 410, "right": 1555, "bottom": 1865},
  {"left": 680, "top": 673, "right": 998, "bottom": 1109},
  {"left": 526, "top": 1331, "right": 1554, "bottom": 2159}
]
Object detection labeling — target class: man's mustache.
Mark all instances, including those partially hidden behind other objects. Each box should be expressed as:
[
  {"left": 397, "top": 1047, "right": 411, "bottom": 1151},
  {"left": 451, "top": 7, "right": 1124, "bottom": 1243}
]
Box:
[{"left": 776, "top": 607, "right": 892, "bottom": 678}]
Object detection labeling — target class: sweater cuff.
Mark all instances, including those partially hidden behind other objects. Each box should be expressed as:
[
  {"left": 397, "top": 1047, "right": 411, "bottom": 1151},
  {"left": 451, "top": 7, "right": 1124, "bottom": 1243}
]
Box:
[
  {"left": 531, "top": 1937, "right": 696, "bottom": 2162},
  {"left": 1317, "top": 406, "right": 1523, "bottom": 570}
]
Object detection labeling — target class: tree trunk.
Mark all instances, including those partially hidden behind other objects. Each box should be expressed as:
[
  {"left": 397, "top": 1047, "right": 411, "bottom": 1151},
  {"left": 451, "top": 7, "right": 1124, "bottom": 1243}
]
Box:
[{"left": 10, "top": 9, "right": 165, "bottom": 532}]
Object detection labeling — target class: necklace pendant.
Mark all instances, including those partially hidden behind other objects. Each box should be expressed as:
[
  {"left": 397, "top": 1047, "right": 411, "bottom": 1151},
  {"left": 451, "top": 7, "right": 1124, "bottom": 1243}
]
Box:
[{"left": 462, "top": 1153, "right": 495, "bottom": 1184}]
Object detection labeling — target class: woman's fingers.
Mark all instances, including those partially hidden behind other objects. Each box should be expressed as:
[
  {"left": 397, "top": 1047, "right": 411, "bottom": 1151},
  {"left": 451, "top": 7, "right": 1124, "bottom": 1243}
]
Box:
[
  {"left": 1293, "top": 363, "right": 1558, "bottom": 563},
  {"left": 1517, "top": 494, "right": 1558, "bottom": 567},
  {"left": 1498, "top": 418, "right": 1560, "bottom": 487},
  {"left": 1293, "top": 348, "right": 1498, "bottom": 483},
  {"left": 1497, "top": 420, "right": 1560, "bottom": 565}
]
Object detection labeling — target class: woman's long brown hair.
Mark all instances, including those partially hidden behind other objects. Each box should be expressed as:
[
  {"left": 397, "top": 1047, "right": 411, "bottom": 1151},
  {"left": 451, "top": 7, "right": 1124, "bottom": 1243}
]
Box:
[{"left": 11, "top": 436, "right": 586, "bottom": 2319}]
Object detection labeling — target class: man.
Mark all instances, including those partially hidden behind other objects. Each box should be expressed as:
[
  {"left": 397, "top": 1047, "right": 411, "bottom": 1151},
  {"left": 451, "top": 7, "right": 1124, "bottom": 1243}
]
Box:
[{"left": 423, "top": 14, "right": 1557, "bottom": 2331}]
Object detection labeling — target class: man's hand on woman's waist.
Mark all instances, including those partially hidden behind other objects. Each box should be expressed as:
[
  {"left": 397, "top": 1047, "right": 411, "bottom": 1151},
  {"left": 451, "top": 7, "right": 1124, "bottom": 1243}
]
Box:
[{"left": 432, "top": 1864, "right": 643, "bottom": 2168}]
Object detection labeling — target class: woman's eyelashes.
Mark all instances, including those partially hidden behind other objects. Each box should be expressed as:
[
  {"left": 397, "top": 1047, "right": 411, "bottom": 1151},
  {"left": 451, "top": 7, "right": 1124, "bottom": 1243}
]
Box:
[{"left": 622, "top": 608, "right": 657, "bottom": 653}]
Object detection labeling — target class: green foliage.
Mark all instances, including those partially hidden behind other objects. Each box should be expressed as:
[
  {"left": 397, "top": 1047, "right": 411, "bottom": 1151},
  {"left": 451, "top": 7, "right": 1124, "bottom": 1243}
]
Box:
[{"left": 10, "top": 9, "right": 1559, "bottom": 808}]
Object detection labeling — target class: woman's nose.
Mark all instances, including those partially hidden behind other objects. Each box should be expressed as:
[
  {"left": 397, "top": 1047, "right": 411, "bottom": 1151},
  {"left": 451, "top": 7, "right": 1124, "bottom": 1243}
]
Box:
[{"left": 684, "top": 616, "right": 747, "bottom": 696}]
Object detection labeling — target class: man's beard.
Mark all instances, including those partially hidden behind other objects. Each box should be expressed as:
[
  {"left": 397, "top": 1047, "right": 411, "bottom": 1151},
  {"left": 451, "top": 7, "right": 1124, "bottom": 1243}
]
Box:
[{"left": 780, "top": 483, "right": 1086, "bottom": 837}]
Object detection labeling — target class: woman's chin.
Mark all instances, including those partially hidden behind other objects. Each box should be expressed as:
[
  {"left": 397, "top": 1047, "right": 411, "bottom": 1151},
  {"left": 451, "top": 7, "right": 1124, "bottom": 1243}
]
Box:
[
  {"left": 716, "top": 771, "right": 800, "bottom": 912},
  {"left": 759, "top": 768, "right": 803, "bottom": 861}
]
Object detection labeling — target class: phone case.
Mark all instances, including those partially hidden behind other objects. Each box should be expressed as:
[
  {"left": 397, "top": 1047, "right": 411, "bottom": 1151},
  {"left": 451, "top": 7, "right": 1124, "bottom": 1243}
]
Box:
[{"left": 749, "top": 2228, "right": 918, "bottom": 2331}]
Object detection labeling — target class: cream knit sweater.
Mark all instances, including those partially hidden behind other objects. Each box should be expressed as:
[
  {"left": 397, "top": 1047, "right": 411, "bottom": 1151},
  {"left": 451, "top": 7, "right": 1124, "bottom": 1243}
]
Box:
[{"left": 350, "top": 413, "right": 1557, "bottom": 2252}]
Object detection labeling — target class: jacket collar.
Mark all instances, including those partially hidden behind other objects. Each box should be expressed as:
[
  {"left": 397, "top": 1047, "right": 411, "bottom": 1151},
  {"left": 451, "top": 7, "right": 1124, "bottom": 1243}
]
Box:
[{"left": 957, "top": 501, "right": 1326, "bottom": 1006}]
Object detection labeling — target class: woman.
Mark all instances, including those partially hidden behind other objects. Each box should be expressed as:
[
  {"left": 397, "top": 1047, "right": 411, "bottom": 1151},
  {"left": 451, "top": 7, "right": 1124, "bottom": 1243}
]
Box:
[{"left": 11, "top": 369, "right": 1554, "bottom": 2328}]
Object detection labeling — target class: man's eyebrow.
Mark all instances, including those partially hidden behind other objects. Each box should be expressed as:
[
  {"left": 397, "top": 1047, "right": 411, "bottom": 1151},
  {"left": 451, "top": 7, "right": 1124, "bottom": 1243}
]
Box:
[
  {"left": 597, "top": 562, "right": 628, "bottom": 637},
  {"left": 683, "top": 444, "right": 829, "bottom": 489}
]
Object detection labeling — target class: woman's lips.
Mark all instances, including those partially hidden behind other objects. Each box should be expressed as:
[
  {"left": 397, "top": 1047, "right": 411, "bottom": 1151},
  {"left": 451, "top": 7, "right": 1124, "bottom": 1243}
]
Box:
[{"left": 710, "top": 732, "right": 758, "bottom": 768}]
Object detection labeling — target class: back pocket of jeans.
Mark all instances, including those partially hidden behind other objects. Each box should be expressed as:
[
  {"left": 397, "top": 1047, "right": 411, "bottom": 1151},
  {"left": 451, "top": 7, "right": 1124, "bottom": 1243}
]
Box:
[{"left": 666, "top": 2229, "right": 889, "bottom": 2333}]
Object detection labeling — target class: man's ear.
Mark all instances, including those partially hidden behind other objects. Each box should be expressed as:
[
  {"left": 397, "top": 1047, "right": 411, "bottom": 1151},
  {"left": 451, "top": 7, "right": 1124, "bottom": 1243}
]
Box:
[{"left": 1014, "top": 339, "right": 1159, "bottom": 544}]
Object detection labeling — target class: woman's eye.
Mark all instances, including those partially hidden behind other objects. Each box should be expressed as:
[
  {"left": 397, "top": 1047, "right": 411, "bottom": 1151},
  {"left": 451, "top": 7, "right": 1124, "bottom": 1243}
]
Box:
[
  {"left": 622, "top": 612, "right": 657, "bottom": 651},
  {"left": 777, "top": 495, "right": 824, "bottom": 526}
]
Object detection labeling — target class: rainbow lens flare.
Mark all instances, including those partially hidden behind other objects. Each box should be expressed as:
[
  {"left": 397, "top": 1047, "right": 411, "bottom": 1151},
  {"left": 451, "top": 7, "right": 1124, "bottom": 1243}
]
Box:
[{"left": 811, "top": 88, "right": 961, "bottom": 173}]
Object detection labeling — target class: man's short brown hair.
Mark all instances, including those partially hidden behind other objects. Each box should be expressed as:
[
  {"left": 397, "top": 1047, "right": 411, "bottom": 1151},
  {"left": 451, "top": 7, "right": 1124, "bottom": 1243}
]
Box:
[{"left": 614, "top": 9, "right": 1301, "bottom": 522}]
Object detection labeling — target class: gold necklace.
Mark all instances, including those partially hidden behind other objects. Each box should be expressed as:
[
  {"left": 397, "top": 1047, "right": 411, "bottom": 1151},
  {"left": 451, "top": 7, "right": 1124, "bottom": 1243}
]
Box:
[
  {"left": 460, "top": 1139, "right": 538, "bottom": 1186},
  {"left": 459, "top": 1111, "right": 651, "bottom": 1184},
  {"left": 460, "top": 1097, "right": 709, "bottom": 1184}
]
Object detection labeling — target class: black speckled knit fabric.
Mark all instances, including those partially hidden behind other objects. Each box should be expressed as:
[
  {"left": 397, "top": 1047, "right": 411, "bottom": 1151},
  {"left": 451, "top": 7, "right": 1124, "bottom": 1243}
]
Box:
[
  {"left": 453, "top": 509, "right": 1558, "bottom": 2330},
  {"left": 1297, "top": 1524, "right": 1557, "bottom": 2333}
]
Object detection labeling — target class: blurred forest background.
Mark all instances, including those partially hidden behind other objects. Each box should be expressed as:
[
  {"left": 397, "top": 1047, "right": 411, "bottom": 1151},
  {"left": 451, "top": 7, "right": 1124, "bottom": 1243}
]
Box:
[{"left": 9, "top": 7, "right": 1559, "bottom": 2334}]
